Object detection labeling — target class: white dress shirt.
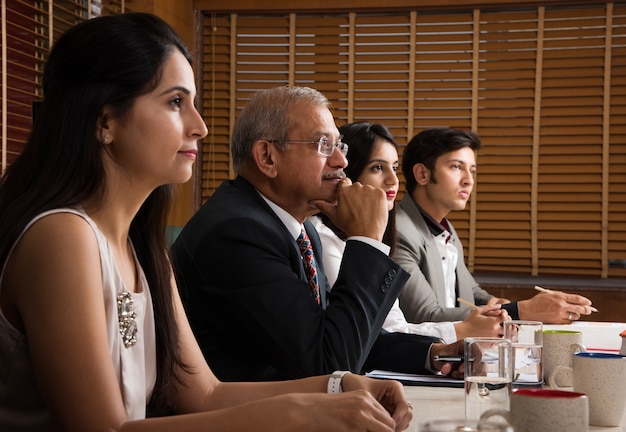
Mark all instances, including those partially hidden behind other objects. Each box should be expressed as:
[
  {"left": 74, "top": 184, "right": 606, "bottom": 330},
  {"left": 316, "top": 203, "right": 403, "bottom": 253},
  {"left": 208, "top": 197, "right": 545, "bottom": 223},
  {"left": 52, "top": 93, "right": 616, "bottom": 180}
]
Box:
[{"left": 433, "top": 228, "right": 459, "bottom": 309}]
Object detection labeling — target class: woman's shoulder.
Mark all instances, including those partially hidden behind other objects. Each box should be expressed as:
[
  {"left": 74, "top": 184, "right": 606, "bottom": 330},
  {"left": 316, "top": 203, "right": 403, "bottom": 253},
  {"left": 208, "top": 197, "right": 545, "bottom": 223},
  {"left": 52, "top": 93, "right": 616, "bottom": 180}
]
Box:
[
  {"left": 22, "top": 208, "right": 96, "bottom": 242},
  {"left": 9, "top": 208, "right": 100, "bottom": 272},
  {"left": 1, "top": 208, "right": 104, "bottom": 333}
]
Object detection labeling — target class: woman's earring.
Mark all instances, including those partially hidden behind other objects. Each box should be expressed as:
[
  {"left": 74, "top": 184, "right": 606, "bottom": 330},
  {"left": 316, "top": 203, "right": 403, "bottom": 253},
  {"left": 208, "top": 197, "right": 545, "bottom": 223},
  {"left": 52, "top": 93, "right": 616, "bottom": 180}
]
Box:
[{"left": 102, "top": 135, "right": 110, "bottom": 144}]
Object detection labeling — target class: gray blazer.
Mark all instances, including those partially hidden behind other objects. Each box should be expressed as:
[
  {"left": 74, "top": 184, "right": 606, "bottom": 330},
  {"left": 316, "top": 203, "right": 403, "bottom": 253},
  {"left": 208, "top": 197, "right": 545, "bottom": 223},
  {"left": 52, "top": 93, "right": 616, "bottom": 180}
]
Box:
[{"left": 393, "top": 194, "right": 493, "bottom": 323}]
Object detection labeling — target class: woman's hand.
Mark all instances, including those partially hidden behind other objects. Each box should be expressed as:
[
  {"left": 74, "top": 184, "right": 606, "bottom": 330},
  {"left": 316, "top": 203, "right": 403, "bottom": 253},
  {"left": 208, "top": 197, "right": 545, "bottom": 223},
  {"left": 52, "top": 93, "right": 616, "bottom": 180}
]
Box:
[
  {"left": 303, "top": 390, "right": 410, "bottom": 432},
  {"left": 341, "top": 374, "right": 413, "bottom": 431},
  {"left": 454, "top": 305, "right": 509, "bottom": 340}
]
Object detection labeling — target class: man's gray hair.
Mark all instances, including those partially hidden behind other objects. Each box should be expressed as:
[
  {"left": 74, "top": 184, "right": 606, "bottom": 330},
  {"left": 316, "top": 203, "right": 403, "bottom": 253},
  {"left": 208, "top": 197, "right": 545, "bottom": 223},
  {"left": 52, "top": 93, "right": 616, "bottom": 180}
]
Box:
[{"left": 231, "top": 85, "right": 331, "bottom": 174}]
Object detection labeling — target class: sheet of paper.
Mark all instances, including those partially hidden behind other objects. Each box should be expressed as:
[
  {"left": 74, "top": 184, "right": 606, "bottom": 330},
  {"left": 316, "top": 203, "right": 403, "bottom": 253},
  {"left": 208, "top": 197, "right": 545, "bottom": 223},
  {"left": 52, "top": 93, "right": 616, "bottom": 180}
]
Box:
[{"left": 365, "top": 370, "right": 464, "bottom": 388}]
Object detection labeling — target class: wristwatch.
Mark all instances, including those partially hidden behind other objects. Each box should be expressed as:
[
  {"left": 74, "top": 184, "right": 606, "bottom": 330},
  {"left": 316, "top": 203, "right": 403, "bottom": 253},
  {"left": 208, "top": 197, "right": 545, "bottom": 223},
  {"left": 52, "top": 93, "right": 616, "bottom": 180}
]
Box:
[{"left": 327, "top": 370, "right": 351, "bottom": 393}]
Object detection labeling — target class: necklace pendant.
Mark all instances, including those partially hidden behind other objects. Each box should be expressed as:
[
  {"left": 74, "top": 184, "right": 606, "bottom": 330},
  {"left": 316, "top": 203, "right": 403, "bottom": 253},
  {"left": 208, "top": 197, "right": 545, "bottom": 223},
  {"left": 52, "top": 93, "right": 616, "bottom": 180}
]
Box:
[{"left": 117, "top": 291, "right": 137, "bottom": 348}]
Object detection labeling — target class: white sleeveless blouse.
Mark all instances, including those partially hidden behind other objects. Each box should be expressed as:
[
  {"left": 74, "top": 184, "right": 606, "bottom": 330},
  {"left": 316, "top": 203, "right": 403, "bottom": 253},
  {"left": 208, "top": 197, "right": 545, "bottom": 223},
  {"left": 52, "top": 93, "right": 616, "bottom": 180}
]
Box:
[{"left": 0, "top": 208, "right": 156, "bottom": 430}]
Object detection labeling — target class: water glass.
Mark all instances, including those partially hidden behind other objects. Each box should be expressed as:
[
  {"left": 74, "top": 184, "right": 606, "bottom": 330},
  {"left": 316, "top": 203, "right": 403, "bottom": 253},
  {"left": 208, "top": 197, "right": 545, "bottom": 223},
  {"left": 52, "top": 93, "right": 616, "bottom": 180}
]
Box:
[
  {"left": 419, "top": 419, "right": 513, "bottom": 431},
  {"left": 464, "top": 337, "right": 513, "bottom": 422},
  {"left": 503, "top": 320, "right": 543, "bottom": 388}
]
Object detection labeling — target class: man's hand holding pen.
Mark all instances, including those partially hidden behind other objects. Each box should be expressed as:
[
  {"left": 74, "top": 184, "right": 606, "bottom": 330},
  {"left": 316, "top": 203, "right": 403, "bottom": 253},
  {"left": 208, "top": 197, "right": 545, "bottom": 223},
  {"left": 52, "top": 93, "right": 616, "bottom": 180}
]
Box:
[{"left": 430, "top": 341, "right": 465, "bottom": 379}]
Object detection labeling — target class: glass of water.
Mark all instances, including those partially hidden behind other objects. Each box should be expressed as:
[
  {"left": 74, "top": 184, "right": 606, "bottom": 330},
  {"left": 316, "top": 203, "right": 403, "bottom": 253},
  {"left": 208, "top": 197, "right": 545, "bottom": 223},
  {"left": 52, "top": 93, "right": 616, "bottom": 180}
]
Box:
[
  {"left": 464, "top": 337, "right": 513, "bottom": 422},
  {"left": 419, "top": 419, "right": 513, "bottom": 431},
  {"left": 503, "top": 320, "right": 543, "bottom": 388}
]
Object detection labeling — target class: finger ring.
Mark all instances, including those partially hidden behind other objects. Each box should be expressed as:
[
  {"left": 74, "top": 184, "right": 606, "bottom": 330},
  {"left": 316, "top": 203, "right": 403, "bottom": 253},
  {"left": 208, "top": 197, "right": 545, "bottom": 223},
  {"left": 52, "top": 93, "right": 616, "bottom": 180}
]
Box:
[
  {"left": 407, "top": 402, "right": 413, "bottom": 410},
  {"left": 568, "top": 312, "right": 573, "bottom": 320}
]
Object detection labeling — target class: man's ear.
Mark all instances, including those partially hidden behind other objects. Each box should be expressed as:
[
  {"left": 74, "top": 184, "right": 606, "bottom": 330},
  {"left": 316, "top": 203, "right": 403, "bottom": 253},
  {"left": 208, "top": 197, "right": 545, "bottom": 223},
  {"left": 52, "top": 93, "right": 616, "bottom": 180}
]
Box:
[
  {"left": 413, "top": 163, "right": 430, "bottom": 186},
  {"left": 251, "top": 139, "right": 279, "bottom": 179}
]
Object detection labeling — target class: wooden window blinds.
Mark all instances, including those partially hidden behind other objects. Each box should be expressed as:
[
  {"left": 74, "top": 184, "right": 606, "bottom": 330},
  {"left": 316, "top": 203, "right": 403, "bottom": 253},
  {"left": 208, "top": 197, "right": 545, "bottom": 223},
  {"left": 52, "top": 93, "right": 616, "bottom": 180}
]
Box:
[{"left": 198, "top": 2, "right": 626, "bottom": 278}]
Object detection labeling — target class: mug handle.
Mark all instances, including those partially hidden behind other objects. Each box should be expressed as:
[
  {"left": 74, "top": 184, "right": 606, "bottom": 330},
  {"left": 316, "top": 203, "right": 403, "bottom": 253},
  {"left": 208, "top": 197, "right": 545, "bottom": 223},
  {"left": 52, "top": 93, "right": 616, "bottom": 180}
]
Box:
[
  {"left": 548, "top": 343, "right": 585, "bottom": 389},
  {"left": 548, "top": 364, "right": 573, "bottom": 389},
  {"left": 570, "top": 342, "right": 586, "bottom": 356},
  {"left": 480, "top": 409, "right": 511, "bottom": 425}
]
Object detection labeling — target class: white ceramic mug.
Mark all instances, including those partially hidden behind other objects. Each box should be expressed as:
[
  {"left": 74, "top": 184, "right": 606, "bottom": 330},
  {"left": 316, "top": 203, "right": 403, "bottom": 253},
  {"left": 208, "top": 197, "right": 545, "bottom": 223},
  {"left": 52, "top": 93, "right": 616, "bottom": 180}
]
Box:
[
  {"left": 542, "top": 330, "right": 586, "bottom": 387},
  {"left": 480, "top": 388, "right": 589, "bottom": 432},
  {"left": 549, "top": 352, "right": 626, "bottom": 427}
]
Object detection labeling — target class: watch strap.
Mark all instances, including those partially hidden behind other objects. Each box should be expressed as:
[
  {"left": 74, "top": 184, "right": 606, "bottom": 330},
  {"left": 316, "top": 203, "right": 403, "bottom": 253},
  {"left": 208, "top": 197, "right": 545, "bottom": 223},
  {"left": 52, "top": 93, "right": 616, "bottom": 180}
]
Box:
[{"left": 327, "top": 370, "right": 351, "bottom": 393}]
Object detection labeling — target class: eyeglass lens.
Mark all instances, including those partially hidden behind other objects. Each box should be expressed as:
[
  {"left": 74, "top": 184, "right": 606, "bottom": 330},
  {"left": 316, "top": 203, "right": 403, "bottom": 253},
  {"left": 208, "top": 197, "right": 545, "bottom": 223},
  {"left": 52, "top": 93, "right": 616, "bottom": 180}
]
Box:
[{"left": 319, "top": 137, "right": 347, "bottom": 156}]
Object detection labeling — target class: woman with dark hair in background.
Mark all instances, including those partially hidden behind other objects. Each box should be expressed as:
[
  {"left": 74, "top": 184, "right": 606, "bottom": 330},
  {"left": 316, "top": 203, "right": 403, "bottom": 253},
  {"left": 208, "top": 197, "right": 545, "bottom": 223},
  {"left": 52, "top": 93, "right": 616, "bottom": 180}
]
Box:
[
  {"left": 311, "top": 122, "right": 507, "bottom": 344},
  {"left": 0, "top": 14, "right": 411, "bottom": 432}
]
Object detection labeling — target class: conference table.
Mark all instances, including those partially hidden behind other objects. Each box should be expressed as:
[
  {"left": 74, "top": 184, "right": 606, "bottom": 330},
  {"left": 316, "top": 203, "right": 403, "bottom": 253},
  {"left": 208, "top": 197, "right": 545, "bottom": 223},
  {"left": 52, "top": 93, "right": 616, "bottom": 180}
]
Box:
[
  {"left": 401, "top": 322, "right": 626, "bottom": 431},
  {"left": 403, "top": 385, "right": 626, "bottom": 431}
]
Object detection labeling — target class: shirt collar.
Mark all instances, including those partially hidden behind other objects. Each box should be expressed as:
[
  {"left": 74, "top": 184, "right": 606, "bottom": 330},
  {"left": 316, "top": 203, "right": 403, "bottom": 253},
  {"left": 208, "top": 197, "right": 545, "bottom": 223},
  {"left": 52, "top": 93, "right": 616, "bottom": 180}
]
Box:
[{"left": 417, "top": 203, "right": 451, "bottom": 238}]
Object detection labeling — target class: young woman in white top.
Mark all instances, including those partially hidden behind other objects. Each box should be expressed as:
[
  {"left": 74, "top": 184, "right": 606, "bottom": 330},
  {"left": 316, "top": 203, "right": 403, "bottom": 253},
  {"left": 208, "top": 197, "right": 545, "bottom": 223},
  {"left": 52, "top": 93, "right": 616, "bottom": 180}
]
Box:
[
  {"left": 0, "top": 14, "right": 411, "bottom": 432},
  {"left": 311, "top": 122, "right": 508, "bottom": 344}
]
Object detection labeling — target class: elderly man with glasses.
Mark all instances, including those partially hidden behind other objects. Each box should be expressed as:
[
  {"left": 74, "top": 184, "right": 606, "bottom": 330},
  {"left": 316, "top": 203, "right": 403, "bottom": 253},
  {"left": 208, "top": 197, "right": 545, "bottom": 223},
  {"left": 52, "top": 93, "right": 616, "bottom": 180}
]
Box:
[{"left": 171, "top": 85, "right": 464, "bottom": 383}]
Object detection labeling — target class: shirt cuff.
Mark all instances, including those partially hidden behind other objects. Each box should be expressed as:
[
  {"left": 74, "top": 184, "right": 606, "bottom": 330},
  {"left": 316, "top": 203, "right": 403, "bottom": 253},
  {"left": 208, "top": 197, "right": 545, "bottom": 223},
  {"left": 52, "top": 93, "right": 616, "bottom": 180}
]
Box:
[
  {"left": 501, "top": 302, "right": 520, "bottom": 320},
  {"left": 425, "top": 339, "right": 446, "bottom": 373},
  {"left": 347, "top": 236, "right": 391, "bottom": 256}
]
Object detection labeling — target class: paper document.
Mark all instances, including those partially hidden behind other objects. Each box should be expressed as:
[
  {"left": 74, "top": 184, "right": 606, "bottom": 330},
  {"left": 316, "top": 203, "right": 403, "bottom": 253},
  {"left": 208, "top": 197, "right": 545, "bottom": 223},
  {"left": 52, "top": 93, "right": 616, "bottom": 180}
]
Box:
[{"left": 365, "top": 370, "right": 464, "bottom": 388}]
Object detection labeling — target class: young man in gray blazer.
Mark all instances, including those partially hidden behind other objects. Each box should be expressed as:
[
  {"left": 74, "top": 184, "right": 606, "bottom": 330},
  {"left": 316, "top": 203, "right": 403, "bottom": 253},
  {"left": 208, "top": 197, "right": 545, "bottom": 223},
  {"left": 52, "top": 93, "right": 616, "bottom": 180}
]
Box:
[{"left": 394, "top": 127, "right": 595, "bottom": 325}]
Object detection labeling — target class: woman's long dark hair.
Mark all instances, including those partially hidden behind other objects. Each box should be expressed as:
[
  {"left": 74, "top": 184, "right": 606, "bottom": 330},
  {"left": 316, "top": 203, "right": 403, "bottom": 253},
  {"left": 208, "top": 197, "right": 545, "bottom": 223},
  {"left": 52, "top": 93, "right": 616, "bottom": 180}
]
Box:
[
  {"left": 320, "top": 122, "right": 398, "bottom": 252},
  {"left": 0, "top": 13, "right": 191, "bottom": 415}
]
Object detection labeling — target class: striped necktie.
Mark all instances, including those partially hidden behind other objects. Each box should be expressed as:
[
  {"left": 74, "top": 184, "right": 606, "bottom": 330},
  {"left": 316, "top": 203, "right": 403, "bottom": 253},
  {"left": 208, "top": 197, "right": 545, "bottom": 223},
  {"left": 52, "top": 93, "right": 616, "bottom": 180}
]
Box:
[{"left": 297, "top": 229, "right": 320, "bottom": 304}]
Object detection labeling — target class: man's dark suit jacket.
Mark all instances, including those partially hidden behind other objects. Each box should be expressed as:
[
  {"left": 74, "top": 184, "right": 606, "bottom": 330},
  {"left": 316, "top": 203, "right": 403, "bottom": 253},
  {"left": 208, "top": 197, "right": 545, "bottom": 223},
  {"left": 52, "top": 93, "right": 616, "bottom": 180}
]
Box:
[{"left": 171, "top": 176, "right": 441, "bottom": 381}]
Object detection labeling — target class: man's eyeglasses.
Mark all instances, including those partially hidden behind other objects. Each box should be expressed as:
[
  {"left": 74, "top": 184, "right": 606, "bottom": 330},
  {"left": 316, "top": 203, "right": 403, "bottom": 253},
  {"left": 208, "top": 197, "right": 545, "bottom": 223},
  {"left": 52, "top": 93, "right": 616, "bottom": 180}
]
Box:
[{"left": 267, "top": 136, "right": 349, "bottom": 157}]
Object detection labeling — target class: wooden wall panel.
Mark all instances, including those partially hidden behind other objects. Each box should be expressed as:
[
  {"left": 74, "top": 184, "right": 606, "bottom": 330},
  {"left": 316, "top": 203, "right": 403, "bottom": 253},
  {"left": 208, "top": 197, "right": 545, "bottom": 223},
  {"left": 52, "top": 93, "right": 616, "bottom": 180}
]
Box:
[{"left": 131, "top": 0, "right": 198, "bottom": 227}]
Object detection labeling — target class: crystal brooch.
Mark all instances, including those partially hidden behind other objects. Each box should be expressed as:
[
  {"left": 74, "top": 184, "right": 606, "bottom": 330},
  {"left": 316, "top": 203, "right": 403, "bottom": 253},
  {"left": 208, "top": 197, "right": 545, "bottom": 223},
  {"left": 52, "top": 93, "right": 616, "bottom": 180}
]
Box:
[{"left": 117, "top": 291, "right": 137, "bottom": 348}]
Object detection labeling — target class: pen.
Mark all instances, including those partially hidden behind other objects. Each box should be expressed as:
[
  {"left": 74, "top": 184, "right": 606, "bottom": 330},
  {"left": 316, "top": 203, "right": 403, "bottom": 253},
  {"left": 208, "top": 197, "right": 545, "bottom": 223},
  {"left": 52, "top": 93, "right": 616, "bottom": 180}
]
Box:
[
  {"left": 457, "top": 297, "right": 480, "bottom": 310},
  {"left": 534, "top": 285, "right": 599, "bottom": 312},
  {"left": 533, "top": 285, "right": 552, "bottom": 294},
  {"left": 434, "top": 355, "right": 464, "bottom": 362}
]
